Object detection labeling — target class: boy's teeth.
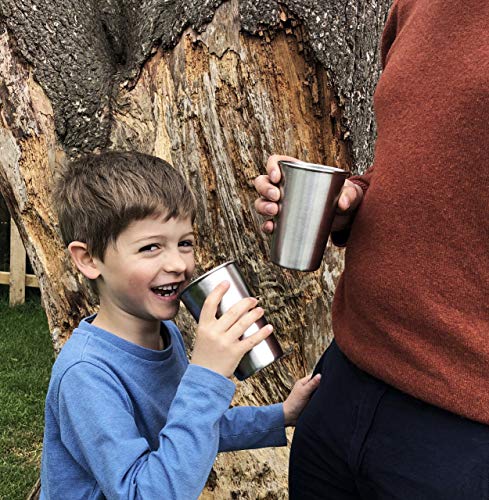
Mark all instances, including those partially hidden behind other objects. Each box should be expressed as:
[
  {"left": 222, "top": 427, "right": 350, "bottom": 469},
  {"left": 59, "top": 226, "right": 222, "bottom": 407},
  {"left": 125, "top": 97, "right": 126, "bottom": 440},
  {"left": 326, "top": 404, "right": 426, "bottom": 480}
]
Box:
[{"left": 153, "top": 284, "right": 179, "bottom": 296}]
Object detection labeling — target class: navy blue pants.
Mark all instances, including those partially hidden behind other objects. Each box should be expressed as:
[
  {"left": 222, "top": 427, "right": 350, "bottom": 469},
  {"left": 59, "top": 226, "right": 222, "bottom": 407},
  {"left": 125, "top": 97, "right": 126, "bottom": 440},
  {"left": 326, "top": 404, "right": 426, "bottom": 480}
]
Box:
[{"left": 289, "top": 341, "right": 489, "bottom": 499}]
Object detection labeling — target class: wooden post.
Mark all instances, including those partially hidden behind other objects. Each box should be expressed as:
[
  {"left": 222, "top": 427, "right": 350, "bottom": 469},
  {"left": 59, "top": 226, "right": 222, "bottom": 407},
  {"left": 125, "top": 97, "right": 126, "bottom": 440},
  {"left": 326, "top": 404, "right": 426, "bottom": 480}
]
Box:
[{"left": 9, "top": 218, "right": 26, "bottom": 306}]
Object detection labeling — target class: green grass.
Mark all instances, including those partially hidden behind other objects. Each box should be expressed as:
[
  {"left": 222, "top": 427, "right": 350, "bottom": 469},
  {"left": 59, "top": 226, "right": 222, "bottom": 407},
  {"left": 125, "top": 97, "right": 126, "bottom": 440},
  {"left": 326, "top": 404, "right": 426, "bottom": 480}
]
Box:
[{"left": 0, "top": 287, "right": 54, "bottom": 499}]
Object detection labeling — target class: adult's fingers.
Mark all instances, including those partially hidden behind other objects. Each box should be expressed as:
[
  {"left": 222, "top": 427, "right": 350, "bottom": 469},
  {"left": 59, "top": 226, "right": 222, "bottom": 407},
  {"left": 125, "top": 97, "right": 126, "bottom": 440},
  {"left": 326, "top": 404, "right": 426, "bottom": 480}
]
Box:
[
  {"left": 254, "top": 175, "right": 280, "bottom": 200},
  {"left": 260, "top": 220, "right": 274, "bottom": 234},
  {"left": 331, "top": 212, "right": 354, "bottom": 233},
  {"left": 336, "top": 180, "right": 363, "bottom": 213},
  {"left": 266, "top": 154, "right": 299, "bottom": 182},
  {"left": 254, "top": 195, "right": 279, "bottom": 217},
  {"left": 199, "top": 281, "right": 230, "bottom": 324}
]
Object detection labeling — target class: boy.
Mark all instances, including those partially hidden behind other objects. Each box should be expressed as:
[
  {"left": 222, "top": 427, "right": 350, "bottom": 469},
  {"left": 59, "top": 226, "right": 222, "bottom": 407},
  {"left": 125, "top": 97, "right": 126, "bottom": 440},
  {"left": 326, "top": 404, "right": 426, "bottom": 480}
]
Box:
[{"left": 40, "top": 151, "right": 320, "bottom": 499}]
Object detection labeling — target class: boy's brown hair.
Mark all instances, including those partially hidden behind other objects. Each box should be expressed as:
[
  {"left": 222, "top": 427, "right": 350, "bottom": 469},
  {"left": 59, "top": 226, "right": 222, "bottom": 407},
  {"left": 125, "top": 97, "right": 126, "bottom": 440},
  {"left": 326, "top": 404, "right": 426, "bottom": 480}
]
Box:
[{"left": 53, "top": 151, "right": 196, "bottom": 260}]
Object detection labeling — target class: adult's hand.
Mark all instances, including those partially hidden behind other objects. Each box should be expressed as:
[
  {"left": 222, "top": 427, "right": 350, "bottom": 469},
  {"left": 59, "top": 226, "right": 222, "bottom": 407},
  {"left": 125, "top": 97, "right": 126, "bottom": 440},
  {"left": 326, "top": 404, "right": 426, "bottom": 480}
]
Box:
[
  {"left": 330, "top": 179, "right": 364, "bottom": 233},
  {"left": 253, "top": 155, "right": 364, "bottom": 234},
  {"left": 253, "top": 154, "right": 297, "bottom": 234}
]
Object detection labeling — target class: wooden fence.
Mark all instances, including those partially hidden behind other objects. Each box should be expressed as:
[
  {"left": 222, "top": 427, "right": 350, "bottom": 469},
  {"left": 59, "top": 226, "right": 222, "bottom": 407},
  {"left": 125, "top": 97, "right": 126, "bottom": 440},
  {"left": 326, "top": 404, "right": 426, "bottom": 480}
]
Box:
[{"left": 0, "top": 219, "right": 39, "bottom": 306}]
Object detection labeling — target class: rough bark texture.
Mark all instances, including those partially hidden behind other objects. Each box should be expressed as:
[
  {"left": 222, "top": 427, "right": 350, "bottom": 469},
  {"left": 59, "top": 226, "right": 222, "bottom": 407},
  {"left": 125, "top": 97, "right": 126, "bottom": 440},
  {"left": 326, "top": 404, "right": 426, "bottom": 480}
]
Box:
[
  {"left": 1, "top": 0, "right": 391, "bottom": 168},
  {"left": 0, "top": 0, "right": 392, "bottom": 497},
  {"left": 0, "top": 29, "right": 97, "bottom": 350}
]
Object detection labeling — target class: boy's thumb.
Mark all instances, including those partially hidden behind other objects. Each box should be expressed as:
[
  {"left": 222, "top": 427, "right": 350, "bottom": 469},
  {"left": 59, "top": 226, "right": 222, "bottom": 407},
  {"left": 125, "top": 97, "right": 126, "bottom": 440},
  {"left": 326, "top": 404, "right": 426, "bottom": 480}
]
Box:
[{"left": 304, "top": 373, "right": 321, "bottom": 386}]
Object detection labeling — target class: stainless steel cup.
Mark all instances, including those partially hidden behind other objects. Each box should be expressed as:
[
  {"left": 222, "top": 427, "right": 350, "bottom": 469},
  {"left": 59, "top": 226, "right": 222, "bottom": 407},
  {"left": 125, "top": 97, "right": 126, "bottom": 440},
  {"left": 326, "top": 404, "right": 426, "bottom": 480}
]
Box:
[
  {"left": 180, "top": 261, "right": 283, "bottom": 380},
  {"left": 270, "top": 160, "right": 350, "bottom": 271}
]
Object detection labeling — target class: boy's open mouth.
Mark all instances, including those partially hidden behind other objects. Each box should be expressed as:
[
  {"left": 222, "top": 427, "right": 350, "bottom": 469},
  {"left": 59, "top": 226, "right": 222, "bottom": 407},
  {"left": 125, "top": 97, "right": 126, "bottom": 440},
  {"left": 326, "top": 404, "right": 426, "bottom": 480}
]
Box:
[{"left": 151, "top": 284, "right": 180, "bottom": 297}]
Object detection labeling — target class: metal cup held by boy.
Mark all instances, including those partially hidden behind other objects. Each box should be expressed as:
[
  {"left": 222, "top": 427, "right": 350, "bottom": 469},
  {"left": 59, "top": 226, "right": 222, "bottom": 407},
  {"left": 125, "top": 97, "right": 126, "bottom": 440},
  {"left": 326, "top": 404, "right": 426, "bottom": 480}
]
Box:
[
  {"left": 180, "top": 261, "right": 283, "bottom": 380},
  {"left": 270, "top": 160, "right": 350, "bottom": 272}
]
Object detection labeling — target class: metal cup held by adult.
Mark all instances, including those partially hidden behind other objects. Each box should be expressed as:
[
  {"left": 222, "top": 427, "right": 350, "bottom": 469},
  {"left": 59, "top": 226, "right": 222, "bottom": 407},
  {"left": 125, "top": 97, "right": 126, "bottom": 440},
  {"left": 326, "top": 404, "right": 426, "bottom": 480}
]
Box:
[
  {"left": 180, "top": 261, "right": 283, "bottom": 380},
  {"left": 270, "top": 160, "right": 350, "bottom": 272}
]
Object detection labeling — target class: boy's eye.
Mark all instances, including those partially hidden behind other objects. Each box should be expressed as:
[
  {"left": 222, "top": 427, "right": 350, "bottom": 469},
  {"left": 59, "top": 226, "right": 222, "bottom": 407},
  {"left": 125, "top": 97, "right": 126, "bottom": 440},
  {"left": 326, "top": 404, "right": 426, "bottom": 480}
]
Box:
[
  {"left": 139, "top": 244, "right": 159, "bottom": 252},
  {"left": 179, "top": 240, "right": 194, "bottom": 248}
]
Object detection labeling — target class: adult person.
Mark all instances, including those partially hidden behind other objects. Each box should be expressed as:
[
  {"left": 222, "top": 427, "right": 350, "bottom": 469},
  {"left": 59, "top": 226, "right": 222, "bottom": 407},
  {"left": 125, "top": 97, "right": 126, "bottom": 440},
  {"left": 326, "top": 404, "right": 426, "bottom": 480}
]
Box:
[{"left": 254, "top": 0, "right": 489, "bottom": 498}]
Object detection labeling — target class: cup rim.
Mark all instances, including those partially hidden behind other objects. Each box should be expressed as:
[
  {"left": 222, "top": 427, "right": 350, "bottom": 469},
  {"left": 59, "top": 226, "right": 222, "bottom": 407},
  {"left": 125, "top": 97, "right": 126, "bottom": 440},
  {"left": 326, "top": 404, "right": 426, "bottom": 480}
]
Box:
[
  {"left": 278, "top": 160, "right": 350, "bottom": 176},
  {"left": 180, "top": 260, "right": 237, "bottom": 296}
]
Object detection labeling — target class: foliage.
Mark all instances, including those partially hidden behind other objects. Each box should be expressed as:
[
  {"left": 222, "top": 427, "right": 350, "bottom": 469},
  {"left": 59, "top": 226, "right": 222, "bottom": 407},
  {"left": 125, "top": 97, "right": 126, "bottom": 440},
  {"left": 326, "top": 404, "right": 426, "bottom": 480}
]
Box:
[{"left": 0, "top": 288, "right": 53, "bottom": 499}]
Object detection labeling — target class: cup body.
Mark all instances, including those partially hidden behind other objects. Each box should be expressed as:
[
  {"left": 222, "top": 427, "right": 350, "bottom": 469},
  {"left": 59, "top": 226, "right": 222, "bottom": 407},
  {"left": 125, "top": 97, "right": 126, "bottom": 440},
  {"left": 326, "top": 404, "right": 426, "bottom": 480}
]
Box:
[
  {"left": 270, "top": 160, "right": 349, "bottom": 271},
  {"left": 180, "top": 261, "right": 283, "bottom": 380}
]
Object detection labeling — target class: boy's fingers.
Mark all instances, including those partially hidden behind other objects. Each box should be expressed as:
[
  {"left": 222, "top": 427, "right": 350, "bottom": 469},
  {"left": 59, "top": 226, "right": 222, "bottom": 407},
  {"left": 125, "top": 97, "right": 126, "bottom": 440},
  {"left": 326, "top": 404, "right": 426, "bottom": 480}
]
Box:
[
  {"left": 306, "top": 374, "right": 321, "bottom": 387},
  {"left": 199, "top": 281, "right": 230, "bottom": 323},
  {"left": 225, "top": 305, "right": 265, "bottom": 339},
  {"left": 216, "top": 297, "right": 259, "bottom": 332},
  {"left": 296, "top": 374, "right": 321, "bottom": 397},
  {"left": 240, "top": 324, "right": 274, "bottom": 352},
  {"left": 297, "top": 373, "right": 320, "bottom": 386}
]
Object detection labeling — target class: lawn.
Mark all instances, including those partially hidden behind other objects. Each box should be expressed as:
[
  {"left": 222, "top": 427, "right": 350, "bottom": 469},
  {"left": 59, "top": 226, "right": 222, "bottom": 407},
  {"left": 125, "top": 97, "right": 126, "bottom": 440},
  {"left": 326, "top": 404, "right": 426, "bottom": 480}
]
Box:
[{"left": 0, "top": 288, "right": 53, "bottom": 499}]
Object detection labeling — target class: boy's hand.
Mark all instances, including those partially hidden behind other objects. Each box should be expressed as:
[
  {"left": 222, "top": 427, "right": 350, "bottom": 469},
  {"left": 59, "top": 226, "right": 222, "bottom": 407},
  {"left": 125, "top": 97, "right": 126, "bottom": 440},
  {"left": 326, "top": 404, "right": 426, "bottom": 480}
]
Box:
[
  {"left": 191, "top": 281, "right": 273, "bottom": 378},
  {"left": 254, "top": 155, "right": 364, "bottom": 234},
  {"left": 283, "top": 373, "right": 322, "bottom": 426}
]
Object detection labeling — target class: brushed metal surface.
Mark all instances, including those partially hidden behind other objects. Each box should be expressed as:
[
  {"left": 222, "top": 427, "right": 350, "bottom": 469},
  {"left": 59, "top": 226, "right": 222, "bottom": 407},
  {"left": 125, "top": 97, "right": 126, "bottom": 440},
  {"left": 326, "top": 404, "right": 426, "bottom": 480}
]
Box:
[
  {"left": 180, "top": 261, "right": 283, "bottom": 380},
  {"left": 271, "top": 160, "right": 349, "bottom": 271}
]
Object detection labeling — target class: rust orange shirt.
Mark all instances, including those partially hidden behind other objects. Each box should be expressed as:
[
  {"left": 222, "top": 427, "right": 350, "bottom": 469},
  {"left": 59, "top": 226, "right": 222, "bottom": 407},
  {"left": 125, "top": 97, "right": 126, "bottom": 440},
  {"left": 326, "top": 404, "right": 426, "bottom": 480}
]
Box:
[{"left": 333, "top": 0, "right": 489, "bottom": 423}]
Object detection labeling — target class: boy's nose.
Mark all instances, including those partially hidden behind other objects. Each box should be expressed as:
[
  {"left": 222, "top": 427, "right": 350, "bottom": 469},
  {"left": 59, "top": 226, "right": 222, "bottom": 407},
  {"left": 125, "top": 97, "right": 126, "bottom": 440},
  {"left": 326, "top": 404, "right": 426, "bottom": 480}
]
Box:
[{"left": 161, "top": 251, "right": 187, "bottom": 274}]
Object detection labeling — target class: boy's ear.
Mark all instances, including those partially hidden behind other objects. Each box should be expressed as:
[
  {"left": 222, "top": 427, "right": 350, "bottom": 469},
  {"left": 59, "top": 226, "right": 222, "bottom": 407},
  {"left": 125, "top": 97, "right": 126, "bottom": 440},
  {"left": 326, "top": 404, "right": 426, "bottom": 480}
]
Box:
[{"left": 68, "top": 241, "right": 101, "bottom": 280}]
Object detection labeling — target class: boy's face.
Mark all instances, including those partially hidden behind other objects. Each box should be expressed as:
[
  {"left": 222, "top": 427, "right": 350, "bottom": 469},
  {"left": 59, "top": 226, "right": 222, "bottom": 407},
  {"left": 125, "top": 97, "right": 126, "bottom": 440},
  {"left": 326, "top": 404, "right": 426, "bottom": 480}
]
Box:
[{"left": 95, "top": 213, "right": 195, "bottom": 327}]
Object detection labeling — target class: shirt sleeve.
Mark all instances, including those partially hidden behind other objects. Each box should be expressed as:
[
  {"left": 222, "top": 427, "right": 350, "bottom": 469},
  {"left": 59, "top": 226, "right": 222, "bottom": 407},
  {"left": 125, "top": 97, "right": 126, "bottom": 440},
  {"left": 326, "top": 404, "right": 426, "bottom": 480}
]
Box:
[
  {"left": 348, "top": 165, "right": 375, "bottom": 195},
  {"left": 218, "top": 403, "right": 287, "bottom": 452},
  {"left": 167, "top": 322, "right": 286, "bottom": 451},
  {"left": 57, "top": 362, "right": 235, "bottom": 500}
]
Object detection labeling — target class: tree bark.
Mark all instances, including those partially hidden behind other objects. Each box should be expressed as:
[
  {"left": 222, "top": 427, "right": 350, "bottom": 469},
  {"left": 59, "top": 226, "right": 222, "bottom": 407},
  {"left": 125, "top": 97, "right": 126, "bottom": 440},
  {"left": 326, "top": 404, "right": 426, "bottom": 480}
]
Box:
[
  {"left": 0, "top": 29, "right": 97, "bottom": 351},
  {"left": 0, "top": 0, "right": 391, "bottom": 497}
]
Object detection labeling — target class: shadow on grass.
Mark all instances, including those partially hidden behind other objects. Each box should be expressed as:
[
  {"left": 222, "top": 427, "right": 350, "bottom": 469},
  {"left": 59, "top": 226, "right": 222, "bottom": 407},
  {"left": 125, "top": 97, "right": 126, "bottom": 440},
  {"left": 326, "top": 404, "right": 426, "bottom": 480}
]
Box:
[{"left": 0, "top": 286, "right": 54, "bottom": 499}]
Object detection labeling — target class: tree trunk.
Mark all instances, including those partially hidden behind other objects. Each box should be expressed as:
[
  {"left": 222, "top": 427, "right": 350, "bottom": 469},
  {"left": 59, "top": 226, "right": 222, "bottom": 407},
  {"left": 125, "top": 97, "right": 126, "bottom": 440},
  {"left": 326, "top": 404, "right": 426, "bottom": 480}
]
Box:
[{"left": 0, "top": 0, "right": 391, "bottom": 497}]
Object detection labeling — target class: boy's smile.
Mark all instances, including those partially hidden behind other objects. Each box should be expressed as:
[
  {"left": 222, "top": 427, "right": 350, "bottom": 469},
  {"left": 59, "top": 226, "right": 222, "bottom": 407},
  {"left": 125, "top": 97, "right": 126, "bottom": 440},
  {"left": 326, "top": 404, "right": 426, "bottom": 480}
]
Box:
[{"left": 90, "top": 212, "right": 195, "bottom": 346}]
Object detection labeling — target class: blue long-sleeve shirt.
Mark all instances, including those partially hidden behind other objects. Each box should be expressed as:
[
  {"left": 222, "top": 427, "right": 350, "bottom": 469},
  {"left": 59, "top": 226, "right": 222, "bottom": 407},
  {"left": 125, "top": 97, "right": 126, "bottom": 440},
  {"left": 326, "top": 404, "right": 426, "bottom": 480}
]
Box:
[{"left": 40, "top": 316, "right": 286, "bottom": 499}]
